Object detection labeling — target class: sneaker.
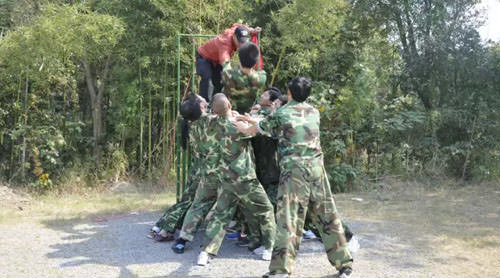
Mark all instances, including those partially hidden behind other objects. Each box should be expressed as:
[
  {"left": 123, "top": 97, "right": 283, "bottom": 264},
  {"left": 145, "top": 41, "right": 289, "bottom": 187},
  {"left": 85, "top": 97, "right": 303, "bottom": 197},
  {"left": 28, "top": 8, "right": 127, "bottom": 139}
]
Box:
[
  {"left": 147, "top": 230, "right": 156, "bottom": 239},
  {"left": 225, "top": 221, "right": 239, "bottom": 233},
  {"left": 153, "top": 231, "right": 175, "bottom": 242},
  {"left": 197, "top": 251, "right": 211, "bottom": 266},
  {"left": 347, "top": 235, "right": 360, "bottom": 254},
  {"left": 248, "top": 240, "right": 261, "bottom": 252},
  {"left": 338, "top": 267, "right": 352, "bottom": 278},
  {"left": 236, "top": 236, "right": 251, "bottom": 247},
  {"left": 262, "top": 272, "right": 289, "bottom": 278},
  {"left": 252, "top": 246, "right": 265, "bottom": 255},
  {"left": 151, "top": 226, "right": 161, "bottom": 234},
  {"left": 303, "top": 230, "right": 317, "bottom": 239},
  {"left": 171, "top": 238, "right": 187, "bottom": 254},
  {"left": 226, "top": 231, "right": 240, "bottom": 240},
  {"left": 261, "top": 248, "right": 272, "bottom": 261},
  {"left": 227, "top": 220, "right": 237, "bottom": 229}
]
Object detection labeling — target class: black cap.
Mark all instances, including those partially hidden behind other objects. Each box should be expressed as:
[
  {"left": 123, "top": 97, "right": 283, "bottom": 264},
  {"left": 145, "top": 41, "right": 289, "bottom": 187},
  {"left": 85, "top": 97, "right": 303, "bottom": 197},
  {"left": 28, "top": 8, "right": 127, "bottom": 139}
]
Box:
[{"left": 234, "top": 26, "right": 250, "bottom": 44}]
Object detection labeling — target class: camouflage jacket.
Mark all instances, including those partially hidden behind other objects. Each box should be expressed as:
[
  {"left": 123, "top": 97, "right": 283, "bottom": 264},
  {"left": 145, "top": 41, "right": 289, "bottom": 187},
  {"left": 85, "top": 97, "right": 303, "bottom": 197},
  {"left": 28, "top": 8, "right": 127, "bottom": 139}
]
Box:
[
  {"left": 258, "top": 100, "right": 324, "bottom": 169},
  {"left": 256, "top": 106, "right": 272, "bottom": 117},
  {"left": 222, "top": 62, "right": 267, "bottom": 114},
  {"left": 191, "top": 113, "right": 222, "bottom": 177},
  {"left": 215, "top": 114, "right": 257, "bottom": 183}
]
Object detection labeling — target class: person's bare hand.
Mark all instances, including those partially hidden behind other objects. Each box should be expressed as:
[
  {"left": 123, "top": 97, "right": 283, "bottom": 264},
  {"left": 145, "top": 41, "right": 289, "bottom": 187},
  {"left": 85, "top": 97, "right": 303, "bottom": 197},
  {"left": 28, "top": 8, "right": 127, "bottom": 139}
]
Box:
[
  {"left": 255, "top": 26, "right": 262, "bottom": 33},
  {"left": 250, "top": 104, "right": 261, "bottom": 115},
  {"left": 233, "top": 121, "right": 249, "bottom": 133},
  {"left": 235, "top": 113, "right": 256, "bottom": 124}
]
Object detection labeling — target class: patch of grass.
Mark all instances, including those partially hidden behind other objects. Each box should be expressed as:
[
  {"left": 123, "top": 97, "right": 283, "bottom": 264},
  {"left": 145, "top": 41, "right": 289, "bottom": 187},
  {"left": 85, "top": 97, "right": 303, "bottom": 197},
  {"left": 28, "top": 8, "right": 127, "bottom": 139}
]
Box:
[
  {"left": 0, "top": 186, "right": 177, "bottom": 224},
  {"left": 337, "top": 180, "right": 500, "bottom": 277}
]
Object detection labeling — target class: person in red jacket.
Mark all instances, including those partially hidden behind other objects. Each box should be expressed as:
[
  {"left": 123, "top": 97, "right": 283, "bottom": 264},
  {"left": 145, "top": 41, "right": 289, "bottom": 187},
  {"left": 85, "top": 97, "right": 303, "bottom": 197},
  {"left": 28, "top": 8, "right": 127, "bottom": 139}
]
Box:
[{"left": 196, "top": 23, "right": 261, "bottom": 102}]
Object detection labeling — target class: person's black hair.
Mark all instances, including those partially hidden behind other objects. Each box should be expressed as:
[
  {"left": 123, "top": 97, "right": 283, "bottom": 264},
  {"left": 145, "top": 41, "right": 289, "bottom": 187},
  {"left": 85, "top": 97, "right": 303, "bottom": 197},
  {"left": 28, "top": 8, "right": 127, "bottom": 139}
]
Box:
[
  {"left": 239, "top": 42, "right": 259, "bottom": 68},
  {"left": 265, "top": 87, "right": 282, "bottom": 102},
  {"left": 234, "top": 26, "right": 250, "bottom": 44},
  {"left": 278, "top": 95, "right": 288, "bottom": 106},
  {"left": 287, "top": 77, "right": 312, "bottom": 102},
  {"left": 180, "top": 93, "right": 202, "bottom": 149}
]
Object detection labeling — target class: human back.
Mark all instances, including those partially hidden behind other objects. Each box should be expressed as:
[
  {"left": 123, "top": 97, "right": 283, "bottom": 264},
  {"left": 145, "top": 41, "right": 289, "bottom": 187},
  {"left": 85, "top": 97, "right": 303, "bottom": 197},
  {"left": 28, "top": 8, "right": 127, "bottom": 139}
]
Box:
[{"left": 263, "top": 100, "right": 323, "bottom": 168}]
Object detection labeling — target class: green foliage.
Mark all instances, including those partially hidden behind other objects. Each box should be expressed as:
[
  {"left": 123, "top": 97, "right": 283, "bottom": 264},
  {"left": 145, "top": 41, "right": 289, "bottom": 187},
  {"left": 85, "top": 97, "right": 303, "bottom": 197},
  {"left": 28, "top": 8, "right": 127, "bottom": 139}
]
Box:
[{"left": 0, "top": 0, "right": 499, "bottom": 194}]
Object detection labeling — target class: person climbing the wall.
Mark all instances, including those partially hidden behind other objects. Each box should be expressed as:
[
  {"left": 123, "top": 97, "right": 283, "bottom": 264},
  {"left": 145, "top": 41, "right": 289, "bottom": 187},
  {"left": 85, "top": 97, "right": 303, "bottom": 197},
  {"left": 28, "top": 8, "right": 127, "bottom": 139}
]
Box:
[{"left": 196, "top": 23, "right": 261, "bottom": 102}]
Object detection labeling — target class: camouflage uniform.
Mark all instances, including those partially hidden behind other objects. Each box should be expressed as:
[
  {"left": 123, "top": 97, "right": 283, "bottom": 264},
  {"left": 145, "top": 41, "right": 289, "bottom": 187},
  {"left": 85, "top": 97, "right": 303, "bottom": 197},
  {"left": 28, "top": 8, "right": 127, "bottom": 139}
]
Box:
[
  {"left": 222, "top": 61, "right": 267, "bottom": 114},
  {"left": 178, "top": 114, "right": 222, "bottom": 241},
  {"left": 202, "top": 115, "right": 275, "bottom": 255},
  {"left": 258, "top": 100, "right": 353, "bottom": 274},
  {"left": 155, "top": 163, "right": 199, "bottom": 233},
  {"left": 220, "top": 61, "right": 268, "bottom": 241},
  {"left": 155, "top": 118, "right": 205, "bottom": 232}
]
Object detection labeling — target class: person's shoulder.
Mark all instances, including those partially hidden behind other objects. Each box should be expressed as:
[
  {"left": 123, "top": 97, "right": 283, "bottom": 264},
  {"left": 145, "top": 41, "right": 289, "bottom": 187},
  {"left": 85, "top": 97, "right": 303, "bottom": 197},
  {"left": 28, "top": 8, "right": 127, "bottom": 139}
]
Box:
[
  {"left": 256, "top": 69, "right": 267, "bottom": 76},
  {"left": 302, "top": 102, "right": 319, "bottom": 115}
]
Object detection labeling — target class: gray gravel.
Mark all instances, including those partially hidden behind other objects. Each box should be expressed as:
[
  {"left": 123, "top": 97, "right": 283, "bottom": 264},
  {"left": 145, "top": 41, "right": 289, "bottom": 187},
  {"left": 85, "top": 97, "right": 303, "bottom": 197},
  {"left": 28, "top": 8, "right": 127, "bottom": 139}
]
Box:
[{"left": 0, "top": 211, "right": 468, "bottom": 278}]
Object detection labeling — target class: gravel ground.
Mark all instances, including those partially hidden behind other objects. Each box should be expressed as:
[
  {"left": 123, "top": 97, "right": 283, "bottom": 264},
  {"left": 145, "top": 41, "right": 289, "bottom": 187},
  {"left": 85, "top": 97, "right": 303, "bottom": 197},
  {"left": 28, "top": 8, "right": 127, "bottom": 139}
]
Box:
[
  {"left": 0, "top": 209, "right": 476, "bottom": 278},
  {"left": 2, "top": 182, "right": 499, "bottom": 277}
]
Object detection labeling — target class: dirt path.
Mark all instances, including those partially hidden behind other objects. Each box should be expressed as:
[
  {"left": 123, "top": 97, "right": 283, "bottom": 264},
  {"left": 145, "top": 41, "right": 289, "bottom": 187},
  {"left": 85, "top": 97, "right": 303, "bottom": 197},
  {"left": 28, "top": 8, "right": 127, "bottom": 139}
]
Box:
[{"left": 0, "top": 183, "right": 499, "bottom": 278}]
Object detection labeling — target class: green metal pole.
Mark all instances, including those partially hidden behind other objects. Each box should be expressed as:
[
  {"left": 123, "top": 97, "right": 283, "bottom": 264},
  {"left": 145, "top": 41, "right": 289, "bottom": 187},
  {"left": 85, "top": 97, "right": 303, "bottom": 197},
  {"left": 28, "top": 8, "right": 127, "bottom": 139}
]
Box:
[
  {"left": 192, "top": 38, "right": 196, "bottom": 92},
  {"left": 175, "top": 34, "right": 181, "bottom": 202},
  {"left": 177, "top": 34, "right": 216, "bottom": 38}
]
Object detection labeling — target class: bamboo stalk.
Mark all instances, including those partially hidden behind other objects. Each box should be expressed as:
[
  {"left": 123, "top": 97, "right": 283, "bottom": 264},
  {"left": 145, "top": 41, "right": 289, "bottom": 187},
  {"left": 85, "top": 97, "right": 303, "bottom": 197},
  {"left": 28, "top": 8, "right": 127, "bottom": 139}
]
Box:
[
  {"left": 176, "top": 34, "right": 181, "bottom": 202},
  {"left": 139, "top": 60, "right": 144, "bottom": 174},
  {"left": 140, "top": 97, "right": 143, "bottom": 173},
  {"left": 148, "top": 89, "right": 152, "bottom": 177},
  {"left": 21, "top": 74, "right": 28, "bottom": 181},
  {"left": 163, "top": 55, "right": 168, "bottom": 165},
  {"left": 271, "top": 46, "right": 286, "bottom": 87}
]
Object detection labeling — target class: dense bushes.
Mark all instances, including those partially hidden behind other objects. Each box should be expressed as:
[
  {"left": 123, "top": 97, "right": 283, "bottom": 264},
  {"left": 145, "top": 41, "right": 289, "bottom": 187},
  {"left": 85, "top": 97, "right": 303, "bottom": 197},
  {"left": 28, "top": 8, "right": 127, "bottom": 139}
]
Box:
[{"left": 0, "top": 0, "right": 498, "bottom": 193}]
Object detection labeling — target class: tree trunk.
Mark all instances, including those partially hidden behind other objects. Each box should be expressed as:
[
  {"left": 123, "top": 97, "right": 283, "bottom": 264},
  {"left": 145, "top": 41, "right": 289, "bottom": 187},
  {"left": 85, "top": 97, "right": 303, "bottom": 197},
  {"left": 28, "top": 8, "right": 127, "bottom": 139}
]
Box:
[{"left": 82, "top": 53, "right": 111, "bottom": 166}]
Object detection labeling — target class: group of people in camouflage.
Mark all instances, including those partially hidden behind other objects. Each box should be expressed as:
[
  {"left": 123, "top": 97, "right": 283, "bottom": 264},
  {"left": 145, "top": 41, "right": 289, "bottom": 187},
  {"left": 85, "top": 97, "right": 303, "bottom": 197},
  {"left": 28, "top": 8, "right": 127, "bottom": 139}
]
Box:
[{"left": 148, "top": 24, "right": 354, "bottom": 278}]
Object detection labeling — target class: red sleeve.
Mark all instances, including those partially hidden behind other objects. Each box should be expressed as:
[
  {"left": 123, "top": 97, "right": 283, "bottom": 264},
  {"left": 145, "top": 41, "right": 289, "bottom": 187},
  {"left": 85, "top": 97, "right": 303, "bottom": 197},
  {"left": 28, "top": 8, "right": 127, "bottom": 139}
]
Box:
[{"left": 251, "top": 34, "right": 263, "bottom": 70}]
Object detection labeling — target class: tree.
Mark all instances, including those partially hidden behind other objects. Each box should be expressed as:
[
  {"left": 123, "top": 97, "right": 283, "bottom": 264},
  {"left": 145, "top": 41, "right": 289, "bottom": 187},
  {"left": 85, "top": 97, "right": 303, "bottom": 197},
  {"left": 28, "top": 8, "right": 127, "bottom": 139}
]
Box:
[{"left": 0, "top": 3, "right": 124, "bottom": 182}]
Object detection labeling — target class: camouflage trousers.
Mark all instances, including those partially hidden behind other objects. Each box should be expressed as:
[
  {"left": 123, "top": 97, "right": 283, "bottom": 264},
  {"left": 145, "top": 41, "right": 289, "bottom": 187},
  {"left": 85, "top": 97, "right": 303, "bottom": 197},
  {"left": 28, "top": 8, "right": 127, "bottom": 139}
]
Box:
[
  {"left": 269, "top": 164, "right": 353, "bottom": 274},
  {"left": 155, "top": 176, "right": 199, "bottom": 233},
  {"left": 264, "top": 183, "right": 279, "bottom": 209},
  {"left": 178, "top": 174, "right": 219, "bottom": 241},
  {"left": 203, "top": 178, "right": 275, "bottom": 255}
]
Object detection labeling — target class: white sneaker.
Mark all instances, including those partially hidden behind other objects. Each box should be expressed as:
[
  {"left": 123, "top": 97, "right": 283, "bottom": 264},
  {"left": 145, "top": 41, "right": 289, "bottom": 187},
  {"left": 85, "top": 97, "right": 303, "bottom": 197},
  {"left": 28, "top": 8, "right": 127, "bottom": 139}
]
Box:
[
  {"left": 227, "top": 220, "right": 237, "bottom": 229},
  {"left": 261, "top": 249, "right": 272, "bottom": 261},
  {"left": 151, "top": 226, "right": 161, "bottom": 233},
  {"left": 303, "top": 229, "right": 317, "bottom": 239},
  {"left": 347, "top": 236, "right": 360, "bottom": 254},
  {"left": 197, "top": 251, "right": 210, "bottom": 266},
  {"left": 253, "top": 246, "right": 265, "bottom": 255}
]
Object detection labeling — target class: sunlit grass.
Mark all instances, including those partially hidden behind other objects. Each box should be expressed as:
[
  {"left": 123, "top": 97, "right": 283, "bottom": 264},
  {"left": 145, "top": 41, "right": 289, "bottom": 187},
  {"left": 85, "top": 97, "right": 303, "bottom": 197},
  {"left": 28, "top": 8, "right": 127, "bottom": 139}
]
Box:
[{"left": 0, "top": 187, "right": 177, "bottom": 224}]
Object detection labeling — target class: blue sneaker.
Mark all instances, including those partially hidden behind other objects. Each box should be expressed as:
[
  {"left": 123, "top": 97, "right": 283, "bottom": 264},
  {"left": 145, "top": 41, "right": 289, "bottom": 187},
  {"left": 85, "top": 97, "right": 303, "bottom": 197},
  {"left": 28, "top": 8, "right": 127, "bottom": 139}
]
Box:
[
  {"left": 303, "top": 230, "right": 317, "bottom": 240},
  {"left": 226, "top": 232, "right": 240, "bottom": 240}
]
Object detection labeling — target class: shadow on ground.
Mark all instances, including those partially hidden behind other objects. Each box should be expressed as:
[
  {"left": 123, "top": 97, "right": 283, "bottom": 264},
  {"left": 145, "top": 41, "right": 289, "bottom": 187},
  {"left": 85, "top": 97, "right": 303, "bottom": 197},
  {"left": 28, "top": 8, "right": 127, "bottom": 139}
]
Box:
[{"left": 40, "top": 209, "right": 438, "bottom": 278}]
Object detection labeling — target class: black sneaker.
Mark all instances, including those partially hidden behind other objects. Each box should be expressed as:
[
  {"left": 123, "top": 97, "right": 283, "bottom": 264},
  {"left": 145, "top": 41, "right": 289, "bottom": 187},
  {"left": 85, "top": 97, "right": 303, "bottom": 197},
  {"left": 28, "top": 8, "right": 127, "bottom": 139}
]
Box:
[
  {"left": 338, "top": 267, "right": 352, "bottom": 278},
  {"left": 236, "top": 237, "right": 251, "bottom": 247},
  {"left": 171, "top": 238, "right": 187, "bottom": 254},
  {"left": 262, "top": 272, "right": 289, "bottom": 278}
]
